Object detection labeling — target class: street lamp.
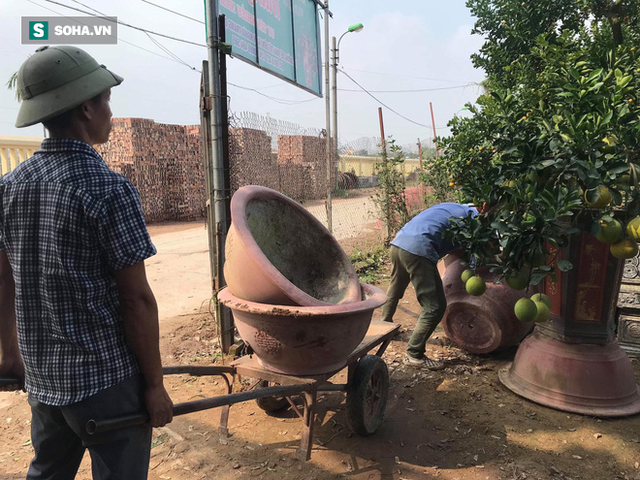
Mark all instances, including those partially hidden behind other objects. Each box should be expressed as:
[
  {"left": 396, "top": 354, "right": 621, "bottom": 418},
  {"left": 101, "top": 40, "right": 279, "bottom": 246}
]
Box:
[
  {"left": 331, "top": 23, "right": 364, "bottom": 190},
  {"left": 454, "top": 106, "right": 470, "bottom": 117}
]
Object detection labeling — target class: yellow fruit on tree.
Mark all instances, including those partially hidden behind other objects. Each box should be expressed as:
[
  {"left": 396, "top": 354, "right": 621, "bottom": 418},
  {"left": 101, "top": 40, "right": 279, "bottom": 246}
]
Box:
[
  {"left": 584, "top": 185, "right": 612, "bottom": 209},
  {"left": 618, "top": 174, "right": 630, "bottom": 189},
  {"left": 596, "top": 219, "right": 623, "bottom": 244},
  {"left": 533, "top": 301, "right": 550, "bottom": 323},
  {"left": 461, "top": 269, "right": 475, "bottom": 284},
  {"left": 530, "top": 293, "right": 552, "bottom": 309},
  {"left": 626, "top": 216, "right": 640, "bottom": 242},
  {"left": 526, "top": 171, "right": 541, "bottom": 183},
  {"left": 610, "top": 238, "right": 639, "bottom": 259},
  {"left": 514, "top": 298, "right": 537, "bottom": 322},
  {"left": 466, "top": 276, "right": 486, "bottom": 296},
  {"left": 506, "top": 269, "right": 529, "bottom": 290}
]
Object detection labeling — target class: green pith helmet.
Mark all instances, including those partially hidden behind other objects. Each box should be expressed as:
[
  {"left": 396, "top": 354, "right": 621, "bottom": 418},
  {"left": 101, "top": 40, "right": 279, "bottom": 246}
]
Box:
[{"left": 15, "top": 45, "right": 123, "bottom": 128}]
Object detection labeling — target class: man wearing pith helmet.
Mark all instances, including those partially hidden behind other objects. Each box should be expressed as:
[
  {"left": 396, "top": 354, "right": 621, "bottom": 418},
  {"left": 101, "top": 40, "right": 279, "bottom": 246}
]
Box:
[{"left": 0, "top": 45, "right": 173, "bottom": 479}]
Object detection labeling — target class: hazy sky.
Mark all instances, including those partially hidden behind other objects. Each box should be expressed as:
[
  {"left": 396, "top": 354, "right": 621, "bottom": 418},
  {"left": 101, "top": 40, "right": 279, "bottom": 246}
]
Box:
[{"left": 0, "top": 1, "right": 485, "bottom": 149}]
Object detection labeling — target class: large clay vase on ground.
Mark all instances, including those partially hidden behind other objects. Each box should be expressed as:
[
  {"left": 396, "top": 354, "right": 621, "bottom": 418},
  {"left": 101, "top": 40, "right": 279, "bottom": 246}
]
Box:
[
  {"left": 224, "top": 185, "right": 361, "bottom": 306},
  {"left": 499, "top": 215, "right": 640, "bottom": 417},
  {"left": 218, "top": 283, "right": 387, "bottom": 375},
  {"left": 440, "top": 251, "right": 535, "bottom": 354}
]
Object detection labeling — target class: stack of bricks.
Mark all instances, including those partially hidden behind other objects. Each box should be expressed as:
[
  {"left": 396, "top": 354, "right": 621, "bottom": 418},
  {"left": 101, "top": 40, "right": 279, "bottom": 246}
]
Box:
[
  {"left": 228, "top": 127, "right": 280, "bottom": 193},
  {"left": 96, "top": 118, "right": 206, "bottom": 223},
  {"left": 93, "top": 120, "right": 331, "bottom": 224},
  {"left": 277, "top": 135, "right": 332, "bottom": 200}
]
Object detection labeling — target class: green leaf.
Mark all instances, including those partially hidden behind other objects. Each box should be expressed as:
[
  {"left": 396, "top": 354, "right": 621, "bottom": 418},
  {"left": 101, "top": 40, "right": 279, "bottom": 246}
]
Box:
[
  {"left": 609, "top": 165, "right": 630, "bottom": 175},
  {"left": 617, "top": 75, "right": 633, "bottom": 89},
  {"left": 587, "top": 69, "right": 603, "bottom": 83},
  {"left": 557, "top": 260, "right": 573, "bottom": 272}
]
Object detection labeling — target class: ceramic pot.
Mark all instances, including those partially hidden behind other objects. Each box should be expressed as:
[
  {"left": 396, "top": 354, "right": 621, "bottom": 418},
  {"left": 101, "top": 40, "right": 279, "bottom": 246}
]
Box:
[{"left": 224, "top": 185, "right": 361, "bottom": 306}]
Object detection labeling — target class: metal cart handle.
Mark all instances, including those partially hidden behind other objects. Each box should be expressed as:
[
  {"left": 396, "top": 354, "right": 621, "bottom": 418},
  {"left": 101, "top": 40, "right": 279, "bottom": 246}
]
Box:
[
  {"left": 0, "top": 376, "right": 22, "bottom": 388},
  {"left": 86, "top": 383, "right": 311, "bottom": 435}
]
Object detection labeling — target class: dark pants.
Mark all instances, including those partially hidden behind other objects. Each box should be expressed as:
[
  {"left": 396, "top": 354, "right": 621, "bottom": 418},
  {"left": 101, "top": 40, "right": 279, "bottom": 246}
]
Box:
[
  {"left": 27, "top": 375, "right": 152, "bottom": 480},
  {"left": 381, "top": 246, "right": 447, "bottom": 359}
]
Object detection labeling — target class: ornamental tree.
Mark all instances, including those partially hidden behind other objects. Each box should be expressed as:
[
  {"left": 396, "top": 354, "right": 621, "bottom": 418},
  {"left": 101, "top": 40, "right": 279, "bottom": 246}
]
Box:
[{"left": 440, "top": 0, "right": 640, "bottom": 286}]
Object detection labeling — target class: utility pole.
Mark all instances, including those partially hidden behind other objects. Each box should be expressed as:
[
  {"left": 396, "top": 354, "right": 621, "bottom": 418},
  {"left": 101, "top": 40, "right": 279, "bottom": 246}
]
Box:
[
  {"left": 331, "top": 35, "right": 338, "bottom": 192},
  {"left": 331, "top": 24, "right": 363, "bottom": 195},
  {"left": 204, "top": 0, "right": 233, "bottom": 353},
  {"left": 378, "top": 107, "right": 391, "bottom": 243},
  {"left": 429, "top": 101, "right": 438, "bottom": 160},
  {"left": 323, "top": 1, "right": 332, "bottom": 233}
]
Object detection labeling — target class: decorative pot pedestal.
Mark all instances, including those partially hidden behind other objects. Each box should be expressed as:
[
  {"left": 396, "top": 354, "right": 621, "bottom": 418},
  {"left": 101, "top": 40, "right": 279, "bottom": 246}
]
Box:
[
  {"left": 499, "top": 330, "right": 640, "bottom": 417},
  {"left": 499, "top": 218, "right": 640, "bottom": 417}
]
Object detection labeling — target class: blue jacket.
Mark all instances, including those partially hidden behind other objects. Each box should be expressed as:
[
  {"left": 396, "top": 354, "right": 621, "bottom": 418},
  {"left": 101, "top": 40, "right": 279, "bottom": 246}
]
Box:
[{"left": 391, "top": 203, "right": 478, "bottom": 264}]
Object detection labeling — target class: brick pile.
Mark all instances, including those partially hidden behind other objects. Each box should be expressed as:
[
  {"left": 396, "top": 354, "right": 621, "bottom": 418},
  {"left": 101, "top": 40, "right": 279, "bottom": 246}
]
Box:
[
  {"left": 277, "top": 135, "right": 332, "bottom": 199},
  {"left": 228, "top": 127, "right": 279, "bottom": 193},
  {"left": 96, "top": 118, "right": 206, "bottom": 223},
  {"left": 94, "top": 119, "right": 330, "bottom": 224}
]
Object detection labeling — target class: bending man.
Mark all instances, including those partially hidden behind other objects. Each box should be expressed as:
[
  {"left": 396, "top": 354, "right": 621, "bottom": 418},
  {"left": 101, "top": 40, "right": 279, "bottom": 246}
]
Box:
[{"left": 381, "top": 202, "right": 478, "bottom": 370}]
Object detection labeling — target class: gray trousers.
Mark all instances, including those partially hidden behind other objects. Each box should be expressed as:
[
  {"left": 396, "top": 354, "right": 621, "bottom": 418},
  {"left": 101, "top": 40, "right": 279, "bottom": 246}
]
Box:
[
  {"left": 27, "top": 374, "right": 152, "bottom": 480},
  {"left": 381, "top": 246, "right": 447, "bottom": 359}
]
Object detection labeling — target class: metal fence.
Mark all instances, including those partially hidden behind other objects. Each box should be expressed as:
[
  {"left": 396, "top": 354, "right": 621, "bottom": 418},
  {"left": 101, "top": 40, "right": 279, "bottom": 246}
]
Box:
[
  {"left": 0, "top": 115, "right": 430, "bottom": 244},
  {"left": 227, "top": 111, "right": 428, "bottom": 242}
]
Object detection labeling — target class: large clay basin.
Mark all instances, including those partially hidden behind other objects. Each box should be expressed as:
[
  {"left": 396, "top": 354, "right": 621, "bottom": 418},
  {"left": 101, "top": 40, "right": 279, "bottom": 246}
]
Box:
[
  {"left": 217, "top": 283, "right": 387, "bottom": 375},
  {"left": 224, "top": 185, "right": 361, "bottom": 306},
  {"left": 441, "top": 251, "right": 535, "bottom": 354}
]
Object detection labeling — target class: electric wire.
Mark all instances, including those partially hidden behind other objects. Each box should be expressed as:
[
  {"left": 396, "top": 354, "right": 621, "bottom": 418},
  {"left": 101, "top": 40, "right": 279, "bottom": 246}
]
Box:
[
  {"left": 338, "top": 83, "right": 480, "bottom": 93},
  {"left": 144, "top": 32, "right": 201, "bottom": 72},
  {"left": 227, "top": 82, "right": 319, "bottom": 105},
  {"left": 338, "top": 68, "right": 442, "bottom": 129},
  {"left": 26, "top": 0, "right": 199, "bottom": 67},
  {"left": 72, "top": 0, "right": 201, "bottom": 73},
  {"left": 140, "top": 0, "right": 204, "bottom": 25},
  {"left": 36, "top": 0, "right": 316, "bottom": 105},
  {"left": 69, "top": 0, "right": 101, "bottom": 15},
  {"left": 71, "top": 0, "right": 194, "bottom": 72},
  {"left": 41, "top": 0, "right": 207, "bottom": 47},
  {"left": 340, "top": 67, "right": 476, "bottom": 84}
]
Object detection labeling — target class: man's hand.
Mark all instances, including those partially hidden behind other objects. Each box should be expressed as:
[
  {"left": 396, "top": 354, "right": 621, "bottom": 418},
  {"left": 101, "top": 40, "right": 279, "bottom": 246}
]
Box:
[
  {"left": 0, "top": 352, "right": 24, "bottom": 392},
  {"left": 114, "top": 262, "right": 173, "bottom": 428},
  {"left": 144, "top": 384, "right": 173, "bottom": 427},
  {"left": 0, "top": 353, "right": 24, "bottom": 378}
]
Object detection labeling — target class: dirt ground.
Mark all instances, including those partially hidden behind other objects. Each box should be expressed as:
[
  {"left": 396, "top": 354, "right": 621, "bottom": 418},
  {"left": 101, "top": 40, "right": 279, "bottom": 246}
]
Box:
[{"left": 1, "top": 225, "right": 640, "bottom": 480}]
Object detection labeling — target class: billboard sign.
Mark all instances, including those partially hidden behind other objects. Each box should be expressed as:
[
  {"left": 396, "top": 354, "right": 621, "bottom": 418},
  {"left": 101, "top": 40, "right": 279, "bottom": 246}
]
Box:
[{"left": 219, "top": 0, "right": 322, "bottom": 96}]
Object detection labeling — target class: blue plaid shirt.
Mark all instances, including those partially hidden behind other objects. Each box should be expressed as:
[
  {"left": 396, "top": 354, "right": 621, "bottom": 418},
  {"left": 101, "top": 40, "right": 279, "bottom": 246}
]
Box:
[{"left": 0, "top": 138, "right": 156, "bottom": 406}]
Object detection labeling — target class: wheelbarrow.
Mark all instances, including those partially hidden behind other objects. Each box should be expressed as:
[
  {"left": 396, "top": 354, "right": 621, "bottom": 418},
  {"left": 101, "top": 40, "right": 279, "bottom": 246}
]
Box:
[{"left": 3, "top": 321, "right": 398, "bottom": 461}]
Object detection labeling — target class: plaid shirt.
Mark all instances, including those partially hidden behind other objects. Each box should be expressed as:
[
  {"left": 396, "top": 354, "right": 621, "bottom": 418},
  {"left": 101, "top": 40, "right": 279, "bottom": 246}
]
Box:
[{"left": 0, "top": 138, "right": 156, "bottom": 406}]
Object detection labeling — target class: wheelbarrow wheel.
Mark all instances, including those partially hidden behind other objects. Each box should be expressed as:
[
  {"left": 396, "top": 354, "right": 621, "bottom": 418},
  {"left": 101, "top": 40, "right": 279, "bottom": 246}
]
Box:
[
  {"left": 346, "top": 355, "right": 389, "bottom": 436},
  {"left": 256, "top": 381, "right": 290, "bottom": 413}
]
